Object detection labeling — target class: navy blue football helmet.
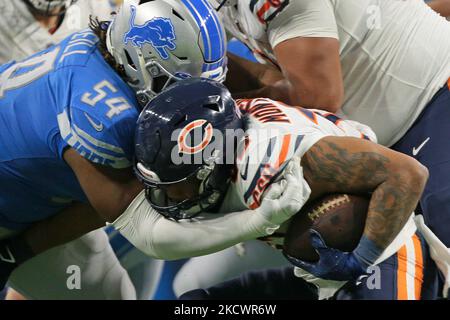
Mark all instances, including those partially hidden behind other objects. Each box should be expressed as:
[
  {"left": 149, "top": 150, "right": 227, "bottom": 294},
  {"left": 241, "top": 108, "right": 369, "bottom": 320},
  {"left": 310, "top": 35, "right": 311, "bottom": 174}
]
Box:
[{"left": 134, "top": 78, "right": 244, "bottom": 220}]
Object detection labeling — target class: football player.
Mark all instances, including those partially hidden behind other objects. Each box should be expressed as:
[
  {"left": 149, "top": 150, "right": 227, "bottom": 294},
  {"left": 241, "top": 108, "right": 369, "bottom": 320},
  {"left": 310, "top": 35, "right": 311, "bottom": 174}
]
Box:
[
  {"left": 0, "top": 0, "right": 159, "bottom": 301},
  {"left": 0, "top": 0, "right": 246, "bottom": 299},
  {"left": 203, "top": 0, "right": 450, "bottom": 294},
  {"left": 0, "top": 0, "right": 115, "bottom": 64},
  {"left": 131, "top": 77, "right": 438, "bottom": 300}
]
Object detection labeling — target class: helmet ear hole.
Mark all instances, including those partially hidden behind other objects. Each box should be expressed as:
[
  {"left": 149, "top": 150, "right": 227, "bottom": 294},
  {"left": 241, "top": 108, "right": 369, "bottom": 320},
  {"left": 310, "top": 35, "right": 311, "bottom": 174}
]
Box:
[{"left": 203, "top": 103, "right": 221, "bottom": 112}]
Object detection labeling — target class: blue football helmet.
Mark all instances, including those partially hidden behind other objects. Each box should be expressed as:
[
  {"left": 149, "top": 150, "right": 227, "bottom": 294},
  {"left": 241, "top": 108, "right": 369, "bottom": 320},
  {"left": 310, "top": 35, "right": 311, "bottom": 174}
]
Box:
[{"left": 134, "top": 78, "right": 243, "bottom": 220}]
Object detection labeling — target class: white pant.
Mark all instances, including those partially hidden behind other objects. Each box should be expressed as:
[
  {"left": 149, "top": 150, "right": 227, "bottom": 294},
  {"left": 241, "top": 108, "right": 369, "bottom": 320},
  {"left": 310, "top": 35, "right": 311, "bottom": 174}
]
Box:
[
  {"left": 8, "top": 229, "right": 137, "bottom": 300},
  {"left": 107, "top": 226, "right": 165, "bottom": 300},
  {"left": 173, "top": 240, "right": 290, "bottom": 297}
]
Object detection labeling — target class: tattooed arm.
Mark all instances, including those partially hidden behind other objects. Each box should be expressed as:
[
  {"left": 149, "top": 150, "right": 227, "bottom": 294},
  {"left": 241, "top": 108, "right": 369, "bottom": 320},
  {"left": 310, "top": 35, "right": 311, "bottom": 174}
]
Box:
[
  {"left": 301, "top": 136, "right": 428, "bottom": 249},
  {"left": 285, "top": 136, "right": 428, "bottom": 280}
]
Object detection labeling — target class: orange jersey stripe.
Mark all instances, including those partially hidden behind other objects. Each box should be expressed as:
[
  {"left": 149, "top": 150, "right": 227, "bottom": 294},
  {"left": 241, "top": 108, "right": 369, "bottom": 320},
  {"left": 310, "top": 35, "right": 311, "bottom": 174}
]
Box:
[
  {"left": 397, "top": 245, "right": 408, "bottom": 300},
  {"left": 257, "top": 1, "right": 272, "bottom": 23},
  {"left": 275, "top": 134, "right": 291, "bottom": 169},
  {"left": 412, "top": 234, "right": 424, "bottom": 300},
  {"left": 295, "top": 108, "right": 319, "bottom": 125}
]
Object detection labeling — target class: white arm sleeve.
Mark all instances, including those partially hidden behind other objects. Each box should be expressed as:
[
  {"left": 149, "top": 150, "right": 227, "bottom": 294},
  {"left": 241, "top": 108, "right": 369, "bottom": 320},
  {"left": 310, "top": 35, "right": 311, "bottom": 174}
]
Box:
[
  {"left": 267, "top": 0, "right": 339, "bottom": 48},
  {"left": 112, "top": 191, "right": 278, "bottom": 260}
]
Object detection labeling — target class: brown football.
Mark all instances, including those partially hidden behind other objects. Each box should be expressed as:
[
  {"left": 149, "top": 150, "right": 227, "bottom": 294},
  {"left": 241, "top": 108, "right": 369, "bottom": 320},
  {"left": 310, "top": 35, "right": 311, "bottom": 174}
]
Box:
[{"left": 283, "top": 194, "right": 369, "bottom": 262}]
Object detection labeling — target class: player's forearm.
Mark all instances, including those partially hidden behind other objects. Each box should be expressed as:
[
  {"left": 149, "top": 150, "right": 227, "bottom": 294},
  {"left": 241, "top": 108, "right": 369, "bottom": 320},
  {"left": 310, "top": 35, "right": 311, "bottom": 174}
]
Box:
[
  {"left": 226, "top": 52, "right": 284, "bottom": 95},
  {"left": 113, "top": 191, "right": 279, "bottom": 260},
  {"left": 23, "top": 203, "right": 105, "bottom": 255},
  {"left": 64, "top": 148, "right": 144, "bottom": 222},
  {"left": 364, "top": 166, "right": 427, "bottom": 249},
  {"left": 302, "top": 136, "right": 428, "bottom": 250},
  {"left": 150, "top": 212, "right": 272, "bottom": 260}
]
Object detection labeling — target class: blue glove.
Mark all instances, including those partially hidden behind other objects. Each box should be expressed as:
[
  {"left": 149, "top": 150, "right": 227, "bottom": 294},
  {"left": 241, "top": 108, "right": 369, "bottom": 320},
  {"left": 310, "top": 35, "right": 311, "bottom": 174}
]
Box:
[
  {"left": 284, "top": 229, "right": 383, "bottom": 281},
  {"left": 0, "top": 236, "right": 34, "bottom": 290}
]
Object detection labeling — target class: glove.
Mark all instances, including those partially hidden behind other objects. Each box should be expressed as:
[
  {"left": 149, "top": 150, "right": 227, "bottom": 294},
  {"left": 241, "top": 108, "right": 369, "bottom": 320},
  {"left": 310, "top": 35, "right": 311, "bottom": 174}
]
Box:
[
  {"left": 0, "top": 235, "right": 35, "bottom": 290},
  {"left": 248, "top": 158, "right": 311, "bottom": 236},
  {"left": 285, "top": 230, "right": 383, "bottom": 281}
]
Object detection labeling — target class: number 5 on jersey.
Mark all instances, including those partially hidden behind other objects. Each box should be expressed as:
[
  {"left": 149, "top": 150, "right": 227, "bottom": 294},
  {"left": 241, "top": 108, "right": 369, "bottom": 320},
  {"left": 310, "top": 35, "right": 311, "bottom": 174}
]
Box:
[{"left": 82, "top": 80, "right": 132, "bottom": 119}]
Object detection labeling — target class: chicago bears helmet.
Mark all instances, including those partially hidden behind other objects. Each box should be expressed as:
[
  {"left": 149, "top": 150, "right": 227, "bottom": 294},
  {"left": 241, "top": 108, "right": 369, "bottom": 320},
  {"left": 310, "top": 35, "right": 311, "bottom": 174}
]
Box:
[
  {"left": 106, "top": 0, "right": 228, "bottom": 106},
  {"left": 24, "top": 0, "right": 76, "bottom": 16},
  {"left": 134, "top": 78, "right": 243, "bottom": 220}
]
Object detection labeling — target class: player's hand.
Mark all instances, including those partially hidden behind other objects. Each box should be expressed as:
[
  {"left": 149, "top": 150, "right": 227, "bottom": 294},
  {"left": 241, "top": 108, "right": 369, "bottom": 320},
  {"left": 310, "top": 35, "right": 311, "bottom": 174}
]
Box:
[
  {"left": 251, "top": 159, "right": 311, "bottom": 235},
  {"left": 284, "top": 229, "right": 367, "bottom": 281},
  {"left": 0, "top": 236, "right": 35, "bottom": 290}
]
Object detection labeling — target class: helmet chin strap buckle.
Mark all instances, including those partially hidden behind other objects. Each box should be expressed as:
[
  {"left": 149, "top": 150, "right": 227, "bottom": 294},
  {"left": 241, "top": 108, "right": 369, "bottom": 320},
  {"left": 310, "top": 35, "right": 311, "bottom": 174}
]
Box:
[
  {"left": 136, "top": 92, "right": 150, "bottom": 107},
  {"left": 208, "top": 192, "right": 221, "bottom": 205},
  {"left": 197, "top": 152, "right": 221, "bottom": 181},
  {"left": 149, "top": 65, "right": 161, "bottom": 77},
  {"left": 197, "top": 165, "right": 214, "bottom": 181}
]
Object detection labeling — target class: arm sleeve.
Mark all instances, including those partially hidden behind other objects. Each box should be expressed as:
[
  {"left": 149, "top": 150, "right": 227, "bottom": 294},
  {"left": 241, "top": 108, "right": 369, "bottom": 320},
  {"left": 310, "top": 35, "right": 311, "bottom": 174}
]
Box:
[
  {"left": 112, "top": 191, "right": 278, "bottom": 260},
  {"left": 267, "top": 0, "right": 339, "bottom": 48}
]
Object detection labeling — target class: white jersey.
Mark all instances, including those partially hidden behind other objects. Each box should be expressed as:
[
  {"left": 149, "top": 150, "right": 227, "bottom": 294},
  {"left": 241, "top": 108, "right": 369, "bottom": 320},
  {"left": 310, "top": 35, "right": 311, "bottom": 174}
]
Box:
[
  {"left": 220, "top": 98, "right": 376, "bottom": 229},
  {"left": 216, "top": 0, "right": 450, "bottom": 146},
  {"left": 219, "top": 98, "right": 417, "bottom": 295},
  {"left": 0, "top": 0, "right": 113, "bottom": 64}
]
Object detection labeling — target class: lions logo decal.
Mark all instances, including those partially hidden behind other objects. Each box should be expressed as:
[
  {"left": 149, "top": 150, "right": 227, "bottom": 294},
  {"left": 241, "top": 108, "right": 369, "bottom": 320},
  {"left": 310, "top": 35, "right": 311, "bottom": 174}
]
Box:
[{"left": 123, "top": 6, "right": 177, "bottom": 60}]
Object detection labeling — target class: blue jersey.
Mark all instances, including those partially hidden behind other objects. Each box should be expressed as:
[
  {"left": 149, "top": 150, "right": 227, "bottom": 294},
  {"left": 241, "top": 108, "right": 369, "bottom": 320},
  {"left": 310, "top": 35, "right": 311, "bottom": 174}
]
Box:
[{"left": 0, "top": 29, "right": 139, "bottom": 230}]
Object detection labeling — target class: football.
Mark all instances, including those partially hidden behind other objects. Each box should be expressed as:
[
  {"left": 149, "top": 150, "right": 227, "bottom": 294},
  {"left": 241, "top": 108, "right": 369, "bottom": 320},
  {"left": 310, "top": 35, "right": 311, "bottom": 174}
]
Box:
[{"left": 283, "top": 194, "right": 370, "bottom": 262}]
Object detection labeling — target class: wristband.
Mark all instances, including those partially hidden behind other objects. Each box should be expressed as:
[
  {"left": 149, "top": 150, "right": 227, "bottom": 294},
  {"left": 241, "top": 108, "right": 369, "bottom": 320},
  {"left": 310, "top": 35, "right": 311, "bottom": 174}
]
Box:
[{"left": 353, "top": 235, "right": 384, "bottom": 269}]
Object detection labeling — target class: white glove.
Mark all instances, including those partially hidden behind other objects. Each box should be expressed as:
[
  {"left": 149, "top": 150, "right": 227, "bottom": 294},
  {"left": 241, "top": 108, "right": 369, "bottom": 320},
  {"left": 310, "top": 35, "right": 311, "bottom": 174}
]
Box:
[{"left": 245, "top": 158, "right": 311, "bottom": 236}]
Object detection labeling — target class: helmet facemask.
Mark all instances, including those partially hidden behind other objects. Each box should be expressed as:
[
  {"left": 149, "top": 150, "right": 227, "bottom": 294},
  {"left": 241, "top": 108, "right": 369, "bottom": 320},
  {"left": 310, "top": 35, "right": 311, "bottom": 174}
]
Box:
[{"left": 136, "top": 158, "right": 231, "bottom": 221}]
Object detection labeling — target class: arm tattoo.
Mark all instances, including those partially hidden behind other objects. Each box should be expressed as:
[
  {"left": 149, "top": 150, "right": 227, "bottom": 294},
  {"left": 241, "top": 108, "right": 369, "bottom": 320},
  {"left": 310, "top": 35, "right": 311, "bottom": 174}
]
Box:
[{"left": 303, "top": 139, "right": 422, "bottom": 249}]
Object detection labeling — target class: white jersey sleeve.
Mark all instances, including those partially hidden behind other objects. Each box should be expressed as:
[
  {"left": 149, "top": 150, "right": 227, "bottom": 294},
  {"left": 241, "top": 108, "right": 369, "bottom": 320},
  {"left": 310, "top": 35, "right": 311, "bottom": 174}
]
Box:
[
  {"left": 231, "top": 98, "right": 376, "bottom": 211},
  {"left": 266, "top": 0, "right": 339, "bottom": 48}
]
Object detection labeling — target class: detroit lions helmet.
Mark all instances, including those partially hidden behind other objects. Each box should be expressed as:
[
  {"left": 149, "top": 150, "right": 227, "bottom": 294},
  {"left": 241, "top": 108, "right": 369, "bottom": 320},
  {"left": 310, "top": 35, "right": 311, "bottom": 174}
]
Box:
[
  {"left": 24, "top": 0, "right": 76, "bottom": 16},
  {"left": 134, "top": 78, "right": 243, "bottom": 220},
  {"left": 106, "top": 0, "right": 228, "bottom": 105}
]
